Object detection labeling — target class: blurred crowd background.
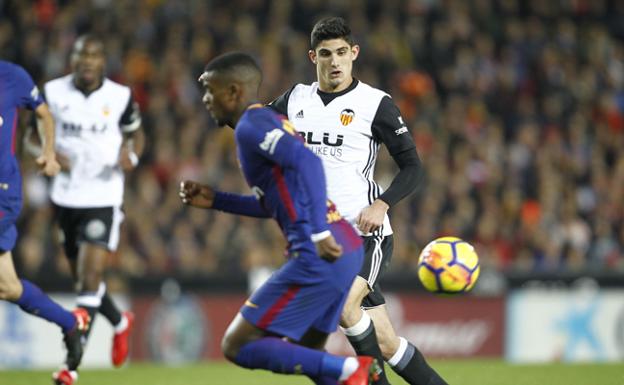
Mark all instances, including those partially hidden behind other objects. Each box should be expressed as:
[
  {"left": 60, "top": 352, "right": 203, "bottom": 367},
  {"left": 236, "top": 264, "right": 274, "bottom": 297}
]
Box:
[{"left": 3, "top": 0, "right": 624, "bottom": 290}]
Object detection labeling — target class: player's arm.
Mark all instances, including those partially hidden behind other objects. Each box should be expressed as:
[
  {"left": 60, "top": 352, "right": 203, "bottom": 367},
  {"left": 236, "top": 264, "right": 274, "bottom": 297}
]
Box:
[
  {"left": 357, "top": 96, "right": 424, "bottom": 234},
  {"left": 118, "top": 93, "right": 145, "bottom": 172},
  {"left": 179, "top": 181, "right": 270, "bottom": 218},
  {"left": 237, "top": 115, "right": 342, "bottom": 260},
  {"left": 33, "top": 103, "right": 61, "bottom": 176},
  {"left": 15, "top": 66, "right": 61, "bottom": 177}
]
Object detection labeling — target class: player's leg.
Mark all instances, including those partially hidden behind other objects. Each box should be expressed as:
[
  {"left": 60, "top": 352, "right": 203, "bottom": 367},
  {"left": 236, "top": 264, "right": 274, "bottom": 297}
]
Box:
[
  {"left": 0, "top": 249, "right": 88, "bottom": 383},
  {"left": 0, "top": 250, "right": 78, "bottom": 332},
  {"left": 223, "top": 313, "right": 363, "bottom": 383},
  {"left": 366, "top": 305, "right": 448, "bottom": 385},
  {"left": 340, "top": 236, "right": 391, "bottom": 385},
  {"left": 223, "top": 251, "right": 376, "bottom": 385},
  {"left": 292, "top": 328, "right": 349, "bottom": 385},
  {"left": 63, "top": 206, "right": 133, "bottom": 366},
  {"left": 76, "top": 242, "right": 133, "bottom": 366}
]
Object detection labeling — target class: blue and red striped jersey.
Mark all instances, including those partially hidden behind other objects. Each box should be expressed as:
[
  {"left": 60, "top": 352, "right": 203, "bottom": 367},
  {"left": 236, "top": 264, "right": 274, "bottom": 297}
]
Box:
[
  {"left": 0, "top": 61, "right": 44, "bottom": 179},
  {"left": 214, "top": 104, "right": 361, "bottom": 258}
]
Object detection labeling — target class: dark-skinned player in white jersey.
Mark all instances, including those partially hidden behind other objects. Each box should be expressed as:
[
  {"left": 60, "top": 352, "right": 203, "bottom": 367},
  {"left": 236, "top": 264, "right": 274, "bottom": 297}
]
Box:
[
  {"left": 270, "top": 17, "right": 448, "bottom": 385},
  {"left": 25, "top": 35, "right": 143, "bottom": 383}
]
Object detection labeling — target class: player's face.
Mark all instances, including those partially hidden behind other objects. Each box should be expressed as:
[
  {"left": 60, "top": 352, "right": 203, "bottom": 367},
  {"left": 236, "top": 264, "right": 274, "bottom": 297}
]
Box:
[
  {"left": 72, "top": 40, "right": 105, "bottom": 85},
  {"left": 309, "top": 38, "right": 359, "bottom": 92},
  {"left": 199, "top": 71, "right": 234, "bottom": 127}
]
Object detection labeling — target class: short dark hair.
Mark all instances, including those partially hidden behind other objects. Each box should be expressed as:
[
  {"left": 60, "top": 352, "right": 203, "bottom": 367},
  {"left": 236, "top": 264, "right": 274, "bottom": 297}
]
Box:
[
  {"left": 310, "top": 17, "right": 354, "bottom": 49},
  {"left": 73, "top": 34, "right": 105, "bottom": 53},
  {"left": 204, "top": 52, "right": 262, "bottom": 87}
]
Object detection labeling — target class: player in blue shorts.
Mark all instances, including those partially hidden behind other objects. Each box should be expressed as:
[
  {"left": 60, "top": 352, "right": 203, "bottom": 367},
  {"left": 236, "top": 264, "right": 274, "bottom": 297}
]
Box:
[
  {"left": 179, "top": 52, "right": 379, "bottom": 385},
  {"left": 0, "top": 60, "right": 89, "bottom": 385}
]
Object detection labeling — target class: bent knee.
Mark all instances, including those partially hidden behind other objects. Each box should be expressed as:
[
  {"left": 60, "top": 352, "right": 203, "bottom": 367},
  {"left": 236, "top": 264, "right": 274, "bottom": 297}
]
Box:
[
  {"left": 0, "top": 281, "right": 23, "bottom": 301},
  {"left": 221, "top": 333, "right": 240, "bottom": 362}
]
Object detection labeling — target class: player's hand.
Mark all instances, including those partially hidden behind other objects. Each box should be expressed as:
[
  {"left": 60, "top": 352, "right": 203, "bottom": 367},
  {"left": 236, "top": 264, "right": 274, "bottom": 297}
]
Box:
[
  {"left": 118, "top": 147, "right": 139, "bottom": 172},
  {"left": 179, "top": 180, "right": 215, "bottom": 209},
  {"left": 315, "top": 235, "right": 343, "bottom": 262},
  {"left": 55, "top": 151, "right": 71, "bottom": 172},
  {"left": 36, "top": 151, "right": 61, "bottom": 176},
  {"left": 356, "top": 199, "right": 389, "bottom": 234}
]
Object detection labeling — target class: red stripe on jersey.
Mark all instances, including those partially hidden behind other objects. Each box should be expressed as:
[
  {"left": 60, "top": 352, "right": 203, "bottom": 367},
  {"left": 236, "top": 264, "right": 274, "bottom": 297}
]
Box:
[
  {"left": 272, "top": 165, "right": 297, "bottom": 221},
  {"left": 11, "top": 109, "right": 17, "bottom": 154},
  {"left": 257, "top": 285, "right": 301, "bottom": 329}
]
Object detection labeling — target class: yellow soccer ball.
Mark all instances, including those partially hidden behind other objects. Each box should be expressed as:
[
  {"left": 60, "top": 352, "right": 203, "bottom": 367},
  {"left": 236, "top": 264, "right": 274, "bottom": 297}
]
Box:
[{"left": 417, "top": 236, "right": 480, "bottom": 294}]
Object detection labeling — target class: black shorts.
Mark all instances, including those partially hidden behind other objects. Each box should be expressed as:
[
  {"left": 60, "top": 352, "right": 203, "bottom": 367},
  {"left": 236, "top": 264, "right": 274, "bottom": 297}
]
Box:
[
  {"left": 54, "top": 205, "right": 124, "bottom": 259},
  {"left": 359, "top": 235, "right": 394, "bottom": 308}
]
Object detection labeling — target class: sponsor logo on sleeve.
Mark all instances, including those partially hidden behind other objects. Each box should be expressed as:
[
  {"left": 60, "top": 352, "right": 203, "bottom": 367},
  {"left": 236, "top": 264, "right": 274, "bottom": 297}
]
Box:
[
  {"left": 30, "top": 86, "right": 39, "bottom": 101},
  {"left": 259, "top": 128, "right": 284, "bottom": 155},
  {"left": 395, "top": 116, "right": 408, "bottom": 135}
]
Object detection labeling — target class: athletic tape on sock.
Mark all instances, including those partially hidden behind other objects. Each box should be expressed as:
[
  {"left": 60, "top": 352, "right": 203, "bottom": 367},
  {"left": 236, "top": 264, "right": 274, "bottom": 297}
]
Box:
[
  {"left": 77, "top": 293, "right": 102, "bottom": 307},
  {"left": 388, "top": 337, "right": 409, "bottom": 367},
  {"left": 338, "top": 357, "right": 359, "bottom": 381},
  {"left": 340, "top": 311, "right": 372, "bottom": 337},
  {"left": 97, "top": 282, "right": 106, "bottom": 298},
  {"left": 393, "top": 338, "right": 416, "bottom": 371}
]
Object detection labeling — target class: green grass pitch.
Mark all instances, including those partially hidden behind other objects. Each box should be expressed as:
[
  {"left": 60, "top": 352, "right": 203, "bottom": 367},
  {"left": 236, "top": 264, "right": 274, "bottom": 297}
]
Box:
[{"left": 1, "top": 360, "right": 622, "bottom": 385}]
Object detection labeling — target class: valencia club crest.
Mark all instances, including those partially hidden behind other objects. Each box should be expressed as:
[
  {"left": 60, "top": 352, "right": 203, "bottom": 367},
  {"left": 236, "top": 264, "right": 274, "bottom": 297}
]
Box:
[{"left": 340, "top": 108, "right": 355, "bottom": 126}]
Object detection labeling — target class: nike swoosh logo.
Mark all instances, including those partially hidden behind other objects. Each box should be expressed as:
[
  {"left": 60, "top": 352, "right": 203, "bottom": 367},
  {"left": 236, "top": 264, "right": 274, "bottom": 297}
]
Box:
[{"left": 244, "top": 300, "right": 258, "bottom": 308}]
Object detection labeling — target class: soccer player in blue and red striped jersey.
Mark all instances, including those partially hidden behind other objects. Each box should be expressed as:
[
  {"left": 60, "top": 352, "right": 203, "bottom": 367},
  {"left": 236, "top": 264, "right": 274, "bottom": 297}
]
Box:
[
  {"left": 0, "top": 60, "right": 89, "bottom": 385},
  {"left": 179, "top": 52, "right": 379, "bottom": 385}
]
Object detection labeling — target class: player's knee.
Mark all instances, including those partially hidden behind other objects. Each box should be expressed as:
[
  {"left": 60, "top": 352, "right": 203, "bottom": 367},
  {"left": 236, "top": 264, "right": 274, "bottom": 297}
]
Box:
[
  {"left": 340, "top": 303, "right": 361, "bottom": 326},
  {"left": 340, "top": 293, "right": 366, "bottom": 326},
  {"left": 0, "top": 280, "right": 23, "bottom": 301},
  {"left": 221, "top": 333, "right": 240, "bottom": 362}
]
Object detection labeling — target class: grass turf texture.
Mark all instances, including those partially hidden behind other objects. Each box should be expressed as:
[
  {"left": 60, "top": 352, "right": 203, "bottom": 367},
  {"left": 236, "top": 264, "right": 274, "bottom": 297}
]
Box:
[{"left": 1, "top": 360, "right": 622, "bottom": 385}]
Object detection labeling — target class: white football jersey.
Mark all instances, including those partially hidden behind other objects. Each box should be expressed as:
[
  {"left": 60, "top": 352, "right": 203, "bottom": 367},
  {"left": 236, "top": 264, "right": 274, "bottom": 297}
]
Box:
[
  {"left": 270, "top": 79, "right": 415, "bottom": 236},
  {"left": 45, "top": 75, "right": 141, "bottom": 207}
]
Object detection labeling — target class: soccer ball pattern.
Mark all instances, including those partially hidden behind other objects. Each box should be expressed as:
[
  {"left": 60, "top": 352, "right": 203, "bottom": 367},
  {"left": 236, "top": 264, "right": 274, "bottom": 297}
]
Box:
[{"left": 417, "top": 236, "right": 480, "bottom": 294}]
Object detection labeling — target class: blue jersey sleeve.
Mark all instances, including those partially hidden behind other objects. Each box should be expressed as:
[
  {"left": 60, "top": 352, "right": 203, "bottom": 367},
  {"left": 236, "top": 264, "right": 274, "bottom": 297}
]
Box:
[
  {"left": 212, "top": 192, "right": 270, "bottom": 218},
  {"left": 236, "top": 109, "right": 329, "bottom": 235},
  {"left": 13, "top": 65, "right": 43, "bottom": 110}
]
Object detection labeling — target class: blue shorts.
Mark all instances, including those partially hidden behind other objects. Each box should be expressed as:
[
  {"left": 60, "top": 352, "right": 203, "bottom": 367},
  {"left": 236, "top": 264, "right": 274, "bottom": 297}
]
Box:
[
  {"left": 0, "top": 178, "right": 21, "bottom": 253},
  {"left": 241, "top": 246, "right": 363, "bottom": 341}
]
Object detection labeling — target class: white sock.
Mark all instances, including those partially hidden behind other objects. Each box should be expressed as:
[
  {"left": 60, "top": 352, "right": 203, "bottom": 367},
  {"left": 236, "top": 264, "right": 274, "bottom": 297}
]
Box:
[
  {"left": 114, "top": 313, "right": 128, "bottom": 333},
  {"left": 340, "top": 311, "right": 372, "bottom": 336},
  {"left": 77, "top": 293, "right": 102, "bottom": 308},
  {"left": 387, "top": 337, "right": 408, "bottom": 366},
  {"left": 338, "top": 357, "right": 359, "bottom": 381},
  {"left": 97, "top": 282, "right": 106, "bottom": 298}
]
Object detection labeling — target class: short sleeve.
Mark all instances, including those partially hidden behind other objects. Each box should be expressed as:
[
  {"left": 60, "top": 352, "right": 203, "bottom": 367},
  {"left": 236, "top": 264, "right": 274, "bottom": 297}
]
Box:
[
  {"left": 267, "top": 84, "right": 297, "bottom": 116},
  {"left": 235, "top": 109, "right": 305, "bottom": 169},
  {"left": 14, "top": 65, "right": 43, "bottom": 110},
  {"left": 119, "top": 92, "right": 142, "bottom": 132}
]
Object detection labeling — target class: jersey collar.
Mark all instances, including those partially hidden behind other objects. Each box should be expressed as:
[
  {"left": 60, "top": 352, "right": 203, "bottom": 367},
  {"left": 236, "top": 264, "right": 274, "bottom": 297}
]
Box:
[
  {"left": 246, "top": 103, "right": 263, "bottom": 110},
  {"left": 71, "top": 75, "right": 105, "bottom": 97},
  {"left": 316, "top": 78, "right": 359, "bottom": 106}
]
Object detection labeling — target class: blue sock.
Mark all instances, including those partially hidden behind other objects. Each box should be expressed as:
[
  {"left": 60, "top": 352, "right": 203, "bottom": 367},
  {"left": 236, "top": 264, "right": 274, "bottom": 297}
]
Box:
[
  {"left": 15, "top": 279, "right": 76, "bottom": 333},
  {"left": 234, "top": 337, "right": 346, "bottom": 379}
]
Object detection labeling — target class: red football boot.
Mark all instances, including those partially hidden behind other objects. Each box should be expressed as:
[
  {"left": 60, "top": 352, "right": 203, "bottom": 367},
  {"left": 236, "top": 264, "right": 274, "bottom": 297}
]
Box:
[
  {"left": 112, "top": 311, "right": 135, "bottom": 367},
  {"left": 52, "top": 367, "right": 78, "bottom": 385},
  {"left": 340, "top": 356, "right": 381, "bottom": 385}
]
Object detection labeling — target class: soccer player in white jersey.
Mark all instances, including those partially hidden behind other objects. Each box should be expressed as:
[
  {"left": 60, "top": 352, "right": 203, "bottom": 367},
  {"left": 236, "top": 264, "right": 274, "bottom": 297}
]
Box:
[
  {"left": 42, "top": 35, "right": 143, "bottom": 374},
  {"left": 270, "top": 17, "right": 448, "bottom": 385}
]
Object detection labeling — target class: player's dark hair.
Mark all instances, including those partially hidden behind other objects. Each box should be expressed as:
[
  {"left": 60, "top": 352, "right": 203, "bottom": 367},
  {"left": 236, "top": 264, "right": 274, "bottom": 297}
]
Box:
[
  {"left": 204, "top": 52, "right": 262, "bottom": 87},
  {"left": 310, "top": 17, "right": 354, "bottom": 49},
  {"left": 73, "top": 34, "right": 105, "bottom": 53}
]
